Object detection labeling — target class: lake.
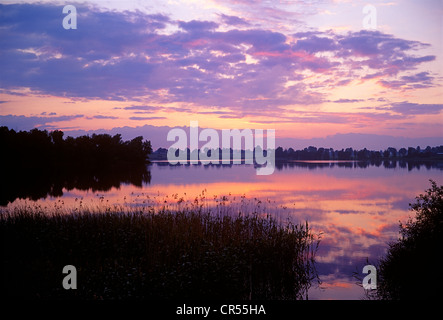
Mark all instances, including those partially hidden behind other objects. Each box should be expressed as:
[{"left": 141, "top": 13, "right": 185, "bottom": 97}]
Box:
[{"left": 3, "top": 160, "right": 443, "bottom": 299}]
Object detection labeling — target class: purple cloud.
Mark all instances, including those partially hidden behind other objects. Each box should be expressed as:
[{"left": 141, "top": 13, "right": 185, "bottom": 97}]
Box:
[
  {"left": 338, "top": 30, "right": 425, "bottom": 57},
  {"left": 378, "top": 71, "right": 435, "bottom": 90},
  {"left": 332, "top": 99, "right": 365, "bottom": 103},
  {"left": 293, "top": 35, "right": 337, "bottom": 53},
  {"left": 389, "top": 102, "right": 443, "bottom": 115},
  {"left": 178, "top": 20, "right": 218, "bottom": 32},
  {"left": 0, "top": 114, "right": 84, "bottom": 131},
  {"left": 87, "top": 115, "right": 119, "bottom": 120},
  {"left": 123, "top": 105, "right": 163, "bottom": 111},
  {"left": 218, "top": 14, "right": 250, "bottom": 26},
  {"left": 0, "top": 3, "right": 438, "bottom": 120},
  {"left": 129, "top": 116, "right": 167, "bottom": 121}
]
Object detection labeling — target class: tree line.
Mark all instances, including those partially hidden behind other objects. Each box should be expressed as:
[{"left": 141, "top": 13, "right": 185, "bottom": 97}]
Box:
[
  {"left": 150, "top": 145, "right": 443, "bottom": 161},
  {"left": 1, "top": 126, "right": 440, "bottom": 166},
  {"left": 274, "top": 145, "right": 443, "bottom": 161},
  {"left": 0, "top": 126, "right": 152, "bottom": 169},
  {"left": 0, "top": 127, "right": 153, "bottom": 206}
]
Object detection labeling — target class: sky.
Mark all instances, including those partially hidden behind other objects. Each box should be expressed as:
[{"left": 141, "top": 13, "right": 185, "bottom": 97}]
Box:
[{"left": 0, "top": 0, "right": 442, "bottom": 149}]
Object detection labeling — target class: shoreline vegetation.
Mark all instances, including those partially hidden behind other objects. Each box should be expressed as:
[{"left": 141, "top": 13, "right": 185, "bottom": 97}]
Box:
[
  {"left": 0, "top": 127, "right": 153, "bottom": 206},
  {"left": 151, "top": 144, "right": 443, "bottom": 162},
  {"left": 0, "top": 126, "right": 153, "bottom": 170},
  {"left": 360, "top": 180, "right": 443, "bottom": 300},
  {"left": 2, "top": 127, "right": 441, "bottom": 164},
  {"left": 1, "top": 199, "right": 321, "bottom": 300}
]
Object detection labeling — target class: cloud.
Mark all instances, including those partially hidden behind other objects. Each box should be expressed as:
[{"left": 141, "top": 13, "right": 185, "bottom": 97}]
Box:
[
  {"left": 293, "top": 35, "right": 337, "bottom": 53},
  {"left": 249, "top": 109, "right": 406, "bottom": 126},
  {"left": 335, "top": 209, "right": 362, "bottom": 215},
  {"left": 218, "top": 14, "right": 250, "bottom": 26},
  {"left": 331, "top": 99, "right": 365, "bottom": 103},
  {"left": 335, "top": 30, "right": 436, "bottom": 81},
  {"left": 178, "top": 20, "right": 219, "bottom": 32},
  {"left": 129, "top": 116, "right": 167, "bottom": 121},
  {"left": 0, "top": 3, "right": 438, "bottom": 119},
  {"left": 123, "top": 105, "right": 163, "bottom": 111},
  {"left": 378, "top": 71, "right": 436, "bottom": 90},
  {"left": 86, "top": 115, "right": 119, "bottom": 120},
  {"left": 389, "top": 102, "right": 443, "bottom": 115},
  {"left": 337, "top": 30, "right": 427, "bottom": 57},
  {"left": 0, "top": 114, "right": 84, "bottom": 131}
]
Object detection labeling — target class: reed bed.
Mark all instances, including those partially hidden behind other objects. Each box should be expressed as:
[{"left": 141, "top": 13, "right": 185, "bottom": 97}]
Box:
[{"left": 1, "top": 194, "right": 320, "bottom": 300}]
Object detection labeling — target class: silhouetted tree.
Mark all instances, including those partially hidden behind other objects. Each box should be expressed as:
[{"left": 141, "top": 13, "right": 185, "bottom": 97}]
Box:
[
  {"left": 0, "top": 127, "right": 152, "bottom": 169},
  {"left": 0, "top": 127, "right": 152, "bottom": 206},
  {"left": 150, "top": 143, "right": 443, "bottom": 162},
  {"left": 398, "top": 148, "right": 407, "bottom": 157},
  {"left": 374, "top": 180, "right": 443, "bottom": 300}
]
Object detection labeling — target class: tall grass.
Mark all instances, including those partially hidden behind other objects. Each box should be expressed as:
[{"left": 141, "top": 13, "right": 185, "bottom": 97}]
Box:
[{"left": 1, "top": 197, "right": 320, "bottom": 300}]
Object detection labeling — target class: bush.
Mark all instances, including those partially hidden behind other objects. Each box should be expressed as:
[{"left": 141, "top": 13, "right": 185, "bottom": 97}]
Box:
[{"left": 375, "top": 180, "right": 443, "bottom": 300}]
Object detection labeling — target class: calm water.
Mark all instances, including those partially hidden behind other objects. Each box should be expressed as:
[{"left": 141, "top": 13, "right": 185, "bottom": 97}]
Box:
[{"left": 4, "top": 160, "right": 443, "bottom": 299}]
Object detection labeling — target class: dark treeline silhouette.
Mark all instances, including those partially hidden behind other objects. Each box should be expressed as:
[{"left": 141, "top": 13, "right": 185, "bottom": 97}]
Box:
[
  {"left": 151, "top": 158, "right": 443, "bottom": 171},
  {"left": 274, "top": 145, "right": 443, "bottom": 161},
  {"left": 150, "top": 145, "right": 443, "bottom": 162},
  {"left": 0, "top": 126, "right": 152, "bottom": 169},
  {"left": 0, "top": 127, "right": 152, "bottom": 206},
  {"left": 150, "top": 147, "right": 264, "bottom": 162}
]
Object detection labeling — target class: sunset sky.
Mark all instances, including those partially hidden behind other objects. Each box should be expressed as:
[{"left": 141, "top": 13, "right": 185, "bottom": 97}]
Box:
[{"left": 0, "top": 0, "right": 442, "bottom": 149}]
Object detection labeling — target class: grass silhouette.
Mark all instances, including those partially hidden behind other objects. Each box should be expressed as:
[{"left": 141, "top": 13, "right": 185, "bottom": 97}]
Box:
[{"left": 1, "top": 194, "right": 320, "bottom": 300}]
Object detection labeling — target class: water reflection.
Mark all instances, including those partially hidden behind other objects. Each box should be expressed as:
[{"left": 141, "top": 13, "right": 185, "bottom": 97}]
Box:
[
  {"left": 0, "top": 165, "right": 151, "bottom": 206},
  {"left": 2, "top": 160, "right": 442, "bottom": 299},
  {"left": 273, "top": 159, "right": 443, "bottom": 171},
  {"left": 2, "top": 160, "right": 440, "bottom": 207}
]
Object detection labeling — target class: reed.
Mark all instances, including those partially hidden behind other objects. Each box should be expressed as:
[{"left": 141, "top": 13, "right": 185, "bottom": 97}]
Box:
[{"left": 1, "top": 197, "right": 320, "bottom": 300}]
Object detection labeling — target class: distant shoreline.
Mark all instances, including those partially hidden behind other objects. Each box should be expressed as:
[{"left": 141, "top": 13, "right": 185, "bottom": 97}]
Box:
[{"left": 149, "top": 146, "right": 443, "bottom": 162}]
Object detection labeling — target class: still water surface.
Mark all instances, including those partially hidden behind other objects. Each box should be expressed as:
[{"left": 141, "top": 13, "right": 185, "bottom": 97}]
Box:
[{"left": 5, "top": 160, "right": 443, "bottom": 299}]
